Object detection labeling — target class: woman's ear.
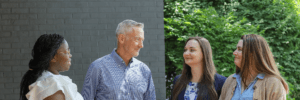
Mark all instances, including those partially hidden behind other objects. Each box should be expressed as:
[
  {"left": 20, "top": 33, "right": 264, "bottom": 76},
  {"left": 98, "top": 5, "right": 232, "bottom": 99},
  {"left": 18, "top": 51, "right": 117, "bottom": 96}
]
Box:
[{"left": 51, "top": 55, "right": 57, "bottom": 62}]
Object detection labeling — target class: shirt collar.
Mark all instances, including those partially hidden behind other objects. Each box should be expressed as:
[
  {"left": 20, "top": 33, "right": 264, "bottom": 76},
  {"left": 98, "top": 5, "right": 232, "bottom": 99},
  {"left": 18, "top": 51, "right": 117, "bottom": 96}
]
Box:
[
  {"left": 233, "top": 73, "right": 239, "bottom": 79},
  {"left": 111, "top": 48, "right": 134, "bottom": 67},
  {"left": 233, "top": 73, "right": 265, "bottom": 79},
  {"left": 256, "top": 73, "right": 265, "bottom": 79}
]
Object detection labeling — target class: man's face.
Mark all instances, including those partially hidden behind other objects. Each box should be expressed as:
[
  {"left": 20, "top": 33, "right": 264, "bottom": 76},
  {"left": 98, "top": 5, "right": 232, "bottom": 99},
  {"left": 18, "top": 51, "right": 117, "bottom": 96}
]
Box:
[{"left": 123, "top": 27, "right": 144, "bottom": 57}]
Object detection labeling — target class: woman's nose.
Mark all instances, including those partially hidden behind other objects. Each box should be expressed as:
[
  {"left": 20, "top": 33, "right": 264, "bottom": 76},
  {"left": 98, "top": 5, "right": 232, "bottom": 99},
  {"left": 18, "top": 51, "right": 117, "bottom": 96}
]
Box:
[{"left": 233, "top": 50, "right": 237, "bottom": 55}]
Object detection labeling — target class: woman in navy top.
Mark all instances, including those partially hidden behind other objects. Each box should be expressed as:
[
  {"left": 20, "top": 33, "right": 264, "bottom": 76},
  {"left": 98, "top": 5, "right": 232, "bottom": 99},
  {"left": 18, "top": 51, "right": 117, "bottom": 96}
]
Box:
[{"left": 171, "top": 37, "right": 227, "bottom": 100}]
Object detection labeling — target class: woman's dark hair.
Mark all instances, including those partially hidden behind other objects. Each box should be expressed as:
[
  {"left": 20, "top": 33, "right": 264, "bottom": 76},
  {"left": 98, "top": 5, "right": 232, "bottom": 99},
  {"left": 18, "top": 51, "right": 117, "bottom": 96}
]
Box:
[
  {"left": 19, "top": 34, "right": 64, "bottom": 100},
  {"left": 237, "top": 34, "right": 289, "bottom": 93},
  {"left": 172, "top": 37, "right": 218, "bottom": 100}
]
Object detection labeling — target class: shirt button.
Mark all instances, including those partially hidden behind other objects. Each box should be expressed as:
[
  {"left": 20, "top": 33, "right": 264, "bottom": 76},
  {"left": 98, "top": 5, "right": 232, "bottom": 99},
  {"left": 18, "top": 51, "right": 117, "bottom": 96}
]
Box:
[{"left": 128, "top": 93, "right": 129, "bottom": 95}]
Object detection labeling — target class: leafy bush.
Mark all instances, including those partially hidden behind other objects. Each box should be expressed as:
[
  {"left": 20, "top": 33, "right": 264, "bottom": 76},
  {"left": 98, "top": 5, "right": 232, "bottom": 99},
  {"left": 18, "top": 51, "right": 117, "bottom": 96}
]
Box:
[
  {"left": 229, "top": 0, "right": 300, "bottom": 99},
  {"left": 164, "top": 0, "right": 300, "bottom": 99},
  {"left": 164, "top": 0, "right": 258, "bottom": 98}
]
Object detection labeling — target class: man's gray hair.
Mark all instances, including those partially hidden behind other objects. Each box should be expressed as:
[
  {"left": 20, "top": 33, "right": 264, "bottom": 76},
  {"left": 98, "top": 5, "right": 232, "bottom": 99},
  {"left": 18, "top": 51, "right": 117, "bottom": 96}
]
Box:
[{"left": 116, "top": 19, "right": 144, "bottom": 37}]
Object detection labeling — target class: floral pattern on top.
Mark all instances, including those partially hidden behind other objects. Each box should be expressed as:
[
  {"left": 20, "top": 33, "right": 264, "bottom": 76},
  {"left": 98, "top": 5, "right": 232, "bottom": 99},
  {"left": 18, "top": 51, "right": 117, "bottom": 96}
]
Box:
[{"left": 184, "top": 82, "right": 198, "bottom": 100}]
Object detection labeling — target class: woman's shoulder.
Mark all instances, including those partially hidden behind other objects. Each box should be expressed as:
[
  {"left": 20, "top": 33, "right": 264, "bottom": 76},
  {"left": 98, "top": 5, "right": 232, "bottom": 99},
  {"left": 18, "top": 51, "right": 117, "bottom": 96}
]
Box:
[
  {"left": 36, "top": 71, "right": 72, "bottom": 85},
  {"left": 28, "top": 71, "right": 68, "bottom": 92},
  {"left": 264, "top": 75, "right": 281, "bottom": 81},
  {"left": 214, "top": 73, "right": 228, "bottom": 90},
  {"left": 224, "top": 73, "right": 235, "bottom": 80},
  {"left": 220, "top": 73, "right": 236, "bottom": 86},
  {"left": 173, "top": 74, "right": 182, "bottom": 84},
  {"left": 214, "top": 73, "right": 227, "bottom": 81},
  {"left": 27, "top": 71, "right": 82, "bottom": 100},
  {"left": 262, "top": 75, "right": 284, "bottom": 87},
  {"left": 259, "top": 75, "right": 287, "bottom": 98},
  {"left": 36, "top": 71, "right": 54, "bottom": 81},
  {"left": 26, "top": 74, "right": 66, "bottom": 99},
  {"left": 175, "top": 74, "right": 182, "bottom": 80}
]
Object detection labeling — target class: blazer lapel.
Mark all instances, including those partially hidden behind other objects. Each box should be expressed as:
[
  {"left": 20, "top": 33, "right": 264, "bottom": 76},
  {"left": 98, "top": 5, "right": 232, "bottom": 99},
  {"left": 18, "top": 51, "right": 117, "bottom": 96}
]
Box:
[{"left": 178, "top": 88, "right": 186, "bottom": 100}]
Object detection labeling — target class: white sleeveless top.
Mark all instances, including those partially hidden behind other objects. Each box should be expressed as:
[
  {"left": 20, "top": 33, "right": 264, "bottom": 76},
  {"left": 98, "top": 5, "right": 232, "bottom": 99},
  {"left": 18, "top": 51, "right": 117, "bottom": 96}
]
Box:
[{"left": 26, "top": 71, "right": 84, "bottom": 100}]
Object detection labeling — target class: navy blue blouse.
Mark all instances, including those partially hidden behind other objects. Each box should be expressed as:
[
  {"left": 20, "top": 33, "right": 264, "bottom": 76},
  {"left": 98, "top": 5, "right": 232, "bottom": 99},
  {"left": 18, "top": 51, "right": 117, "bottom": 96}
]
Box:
[{"left": 171, "top": 73, "right": 227, "bottom": 100}]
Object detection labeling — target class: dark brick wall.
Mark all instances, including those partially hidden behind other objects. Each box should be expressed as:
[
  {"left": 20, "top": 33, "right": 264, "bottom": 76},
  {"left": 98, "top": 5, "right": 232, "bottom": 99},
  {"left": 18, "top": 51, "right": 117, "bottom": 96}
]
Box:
[{"left": 0, "top": 0, "right": 165, "bottom": 99}]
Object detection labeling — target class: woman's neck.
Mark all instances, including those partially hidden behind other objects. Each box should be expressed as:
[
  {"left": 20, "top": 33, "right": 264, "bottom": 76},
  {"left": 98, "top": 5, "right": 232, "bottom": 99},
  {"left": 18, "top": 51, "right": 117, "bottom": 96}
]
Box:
[
  {"left": 48, "top": 63, "right": 60, "bottom": 75},
  {"left": 190, "top": 64, "right": 203, "bottom": 83},
  {"left": 241, "top": 67, "right": 258, "bottom": 86},
  {"left": 247, "top": 71, "right": 258, "bottom": 83}
]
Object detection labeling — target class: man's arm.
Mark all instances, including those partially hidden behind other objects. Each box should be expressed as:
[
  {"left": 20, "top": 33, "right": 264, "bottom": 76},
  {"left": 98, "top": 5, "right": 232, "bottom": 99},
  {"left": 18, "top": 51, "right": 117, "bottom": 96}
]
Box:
[
  {"left": 81, "top": 63, "right": 100, "bottom": 100},
  {"left": 143, "top": 72, "right": 156, "bottom": 100}
]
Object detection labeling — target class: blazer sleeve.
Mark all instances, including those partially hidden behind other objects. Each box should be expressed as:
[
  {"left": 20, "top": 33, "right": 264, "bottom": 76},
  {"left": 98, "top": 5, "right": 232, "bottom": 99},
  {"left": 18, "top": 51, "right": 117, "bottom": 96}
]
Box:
[
  {"left": 214, "top": 74, "right": 227, "bottom": 97},
  {"left": 219, "top": 74, "right": 234, "bottom": 100},
  {"left": 170, "top": 74, "right": 181, "bottom": 100}
]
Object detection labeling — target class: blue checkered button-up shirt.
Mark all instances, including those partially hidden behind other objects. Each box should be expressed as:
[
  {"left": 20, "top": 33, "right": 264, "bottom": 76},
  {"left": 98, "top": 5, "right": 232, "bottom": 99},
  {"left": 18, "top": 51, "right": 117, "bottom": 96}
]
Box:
[{"left": 81, "top": 49, "right": 156, "bottom": 100}]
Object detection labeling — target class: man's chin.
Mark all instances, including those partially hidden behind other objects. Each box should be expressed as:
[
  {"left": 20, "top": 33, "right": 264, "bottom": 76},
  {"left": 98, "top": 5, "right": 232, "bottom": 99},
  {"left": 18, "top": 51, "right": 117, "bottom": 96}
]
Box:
[
  {"left": 133, "top": 53, "right": 139, "bottom": 57},
  {"left": 133, "top": 55, "right": 139, "bottom": 57}
]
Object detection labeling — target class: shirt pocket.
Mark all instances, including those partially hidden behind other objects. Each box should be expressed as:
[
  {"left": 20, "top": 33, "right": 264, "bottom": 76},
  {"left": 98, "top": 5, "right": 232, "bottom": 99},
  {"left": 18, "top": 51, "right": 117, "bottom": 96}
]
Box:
[{"left": 129, "top": 79, "right": 148, "bottom": 94}]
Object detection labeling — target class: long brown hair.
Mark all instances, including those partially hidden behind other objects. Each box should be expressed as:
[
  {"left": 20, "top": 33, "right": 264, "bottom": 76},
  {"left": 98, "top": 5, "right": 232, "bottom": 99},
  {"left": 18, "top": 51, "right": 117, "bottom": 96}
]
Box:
[
  {"left": 172, "top": 37, "right": 218, "bottom": 100},
  {"left": 237, "top": 34, "right": 289, "bottom": 92}
]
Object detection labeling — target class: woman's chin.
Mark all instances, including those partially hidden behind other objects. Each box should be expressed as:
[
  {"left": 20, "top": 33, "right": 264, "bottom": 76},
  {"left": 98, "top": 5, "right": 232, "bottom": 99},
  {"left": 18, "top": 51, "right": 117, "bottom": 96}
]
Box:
[
  {"left": 235, "top": 64, "right": 241, "bottom": 68},
  {"left": 62, "top": 66, "right": 71, "bottom": 72},
  {"left": 185, "top": 62, "right": 192, "bottom": 66}
]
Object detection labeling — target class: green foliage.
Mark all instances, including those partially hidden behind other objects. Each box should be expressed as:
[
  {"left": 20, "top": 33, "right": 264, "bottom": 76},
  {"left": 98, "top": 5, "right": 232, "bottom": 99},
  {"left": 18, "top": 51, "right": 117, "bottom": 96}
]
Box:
[
  {"left": 229, "top": 0, "right": 300, "bottom": 99},
  {"left": 164, "top": 0, "right": 259, "bottom": 98},
  {"left": 165, "top": 0, "right": 300, "bottom": 99}
]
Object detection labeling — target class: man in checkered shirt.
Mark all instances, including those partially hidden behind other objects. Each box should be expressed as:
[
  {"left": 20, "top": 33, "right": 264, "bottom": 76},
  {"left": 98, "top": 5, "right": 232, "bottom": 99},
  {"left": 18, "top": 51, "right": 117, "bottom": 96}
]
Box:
[{"left": 81, "top": 19, "right": 156, "bottom": 100}]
